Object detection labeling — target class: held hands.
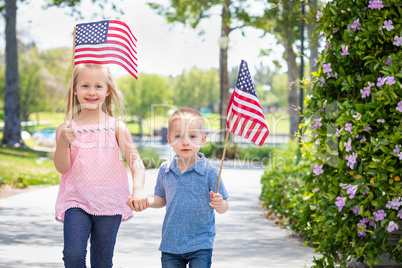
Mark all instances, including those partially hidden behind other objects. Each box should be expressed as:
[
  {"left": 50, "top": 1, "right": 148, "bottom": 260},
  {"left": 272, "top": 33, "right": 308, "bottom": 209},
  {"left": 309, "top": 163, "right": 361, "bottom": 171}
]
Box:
[
  {"left": 126, "top": 189, "right": 149, "bottom": 212},
  {"left": 209, "top": 191, "right": 223, "bottom": 209}
]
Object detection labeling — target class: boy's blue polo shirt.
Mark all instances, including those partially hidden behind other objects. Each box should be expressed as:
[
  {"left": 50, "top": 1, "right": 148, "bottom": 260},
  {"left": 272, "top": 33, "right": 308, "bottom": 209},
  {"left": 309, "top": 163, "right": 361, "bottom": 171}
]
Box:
[{"left": 154, "top": 152, "right": 229, "bottom": 254}]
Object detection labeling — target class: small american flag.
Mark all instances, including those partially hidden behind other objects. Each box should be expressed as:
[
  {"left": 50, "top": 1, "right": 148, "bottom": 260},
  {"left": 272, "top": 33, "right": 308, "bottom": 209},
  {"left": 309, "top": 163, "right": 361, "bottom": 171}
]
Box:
[
  {"left": 74, "top": 20, "right": 138, "bottom": 79},
  {"left": 226, "top": 60, "right": 269, "bottom": 147}
]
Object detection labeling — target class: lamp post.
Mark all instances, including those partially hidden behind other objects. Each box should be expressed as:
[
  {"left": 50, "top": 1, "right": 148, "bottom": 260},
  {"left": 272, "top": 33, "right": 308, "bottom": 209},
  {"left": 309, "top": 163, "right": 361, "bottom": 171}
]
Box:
[{"left": 218, "top": 31, "right": 229, "bottom": 141}]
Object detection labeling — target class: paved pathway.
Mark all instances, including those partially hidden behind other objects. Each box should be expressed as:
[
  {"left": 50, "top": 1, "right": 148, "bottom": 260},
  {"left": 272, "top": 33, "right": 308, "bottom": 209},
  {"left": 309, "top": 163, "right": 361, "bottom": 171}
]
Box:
[{"left": 0, "top": 168, "right": 316, "bottom": 268}]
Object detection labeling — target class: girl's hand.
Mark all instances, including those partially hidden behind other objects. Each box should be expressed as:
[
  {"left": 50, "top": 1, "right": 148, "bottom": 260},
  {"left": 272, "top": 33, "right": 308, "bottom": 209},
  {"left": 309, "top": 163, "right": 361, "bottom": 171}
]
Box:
[
  {"left": 127, "top": 190, "right": 149, "bottom": 212},
  {"left": 209, "top": 191, "right": 223, "bottom": 209},
  {"left": 59, "top": 125, "right": 76, "bottom": 145}
]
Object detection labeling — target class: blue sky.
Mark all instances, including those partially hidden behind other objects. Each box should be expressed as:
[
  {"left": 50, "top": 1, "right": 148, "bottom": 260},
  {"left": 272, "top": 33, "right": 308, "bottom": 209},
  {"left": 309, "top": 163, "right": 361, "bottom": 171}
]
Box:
[{"left": 9, "top": 0, "right": 284, "bottom": 77}]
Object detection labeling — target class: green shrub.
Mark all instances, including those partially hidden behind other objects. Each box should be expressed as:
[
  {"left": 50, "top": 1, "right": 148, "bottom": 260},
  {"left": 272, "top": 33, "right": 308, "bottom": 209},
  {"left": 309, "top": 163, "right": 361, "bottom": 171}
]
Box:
[
  {"left": 137, "top": 147, "right": 162, "bottom": 169},
  {"left": 200, "top": 142, "right": 273, "bottom": 164},
  {"left": 300, "top": 0, "right": 402, "bottom": 266},
  {"left": 260, "top": 142, "right": 315, "bottom": 235}
]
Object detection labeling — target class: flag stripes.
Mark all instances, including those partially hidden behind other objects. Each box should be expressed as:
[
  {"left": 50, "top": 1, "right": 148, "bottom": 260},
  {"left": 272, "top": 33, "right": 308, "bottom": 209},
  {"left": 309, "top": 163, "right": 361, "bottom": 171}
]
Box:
[
  {"left": 226, "top": 60, "right": 269, "bottom": 147},
  {"left": 74, "top": 20, "right": 138, "bottom": 79}
]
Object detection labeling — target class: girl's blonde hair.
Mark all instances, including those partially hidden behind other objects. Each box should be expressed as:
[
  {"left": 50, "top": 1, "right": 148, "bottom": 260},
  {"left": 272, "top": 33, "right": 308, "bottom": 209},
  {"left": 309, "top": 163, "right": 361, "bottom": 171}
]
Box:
[{"left": 65, "top": 64, "right": 124, "bottom": 120}]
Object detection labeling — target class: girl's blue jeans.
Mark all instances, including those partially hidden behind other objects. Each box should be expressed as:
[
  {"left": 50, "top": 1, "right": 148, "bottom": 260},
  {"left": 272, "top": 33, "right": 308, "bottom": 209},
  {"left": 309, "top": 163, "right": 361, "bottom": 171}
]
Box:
[
  {"left": 62, "top": 208, "right": 122, "bottom": 268},
  {"left": 161, "top": 249, "right": 213, "bottom": 268}
]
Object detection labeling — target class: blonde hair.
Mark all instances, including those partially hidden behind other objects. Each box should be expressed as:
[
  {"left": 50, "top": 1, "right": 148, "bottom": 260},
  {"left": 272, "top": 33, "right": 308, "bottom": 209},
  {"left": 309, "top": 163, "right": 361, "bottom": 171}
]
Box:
[
  {"left": 65, "top": 64, "right": 124, "bottom": 120},
  {"left": 168, "top": 108, "right": 205, "bottom": 135}
]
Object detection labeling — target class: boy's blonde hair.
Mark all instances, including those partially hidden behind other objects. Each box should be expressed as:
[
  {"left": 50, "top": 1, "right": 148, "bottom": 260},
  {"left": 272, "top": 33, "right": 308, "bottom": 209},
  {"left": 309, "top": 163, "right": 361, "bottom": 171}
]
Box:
[
  {"left": 65, "top": 64, "right": 124, "bottom": 120},
  {"left": 168, "top": 108, "right": 205, "bottom": 135}
]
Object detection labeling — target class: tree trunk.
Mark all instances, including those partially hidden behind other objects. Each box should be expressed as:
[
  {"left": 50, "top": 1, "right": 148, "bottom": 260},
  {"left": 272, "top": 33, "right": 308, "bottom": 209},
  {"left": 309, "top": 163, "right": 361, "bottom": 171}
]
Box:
[
  {"left": 282, "top": 31, "right": 299, "bottom": 137},
  {"left": 219, "top": 2, "right": 231, "bottom": 140},
  {"left": 2, "top": 0, "right": 22, "bottom": 146},
  {"left": 307, "top": 0, "right": 319, "bottom": 76}
]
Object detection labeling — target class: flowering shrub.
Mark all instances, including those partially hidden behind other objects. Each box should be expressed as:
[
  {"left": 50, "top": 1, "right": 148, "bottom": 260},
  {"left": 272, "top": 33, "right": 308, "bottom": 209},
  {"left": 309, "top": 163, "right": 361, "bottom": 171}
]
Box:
[
  {"left": 302, "top": 0, "right": 402, "bottom": 266},
  {"left": 260, "top": 142, "right": 313, "bottom": 235}
]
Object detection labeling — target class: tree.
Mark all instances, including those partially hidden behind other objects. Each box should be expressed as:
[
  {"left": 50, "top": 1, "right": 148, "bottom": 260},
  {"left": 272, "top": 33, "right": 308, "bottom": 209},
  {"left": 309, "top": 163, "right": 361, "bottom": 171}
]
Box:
[
  {"left": 118, "top": 72, "right": 172, "bottom": 136},
  {"left": 2, "top": 0, "right": 21, "bottom": 145},
  {"left": 1, "top": 0, "right": 119, "bottom": 146},
  {"left": 147, "top": 0, "right": 253, "bottom": 134},
  {"left": 245, "top": 1, "right": 302, "bottom": 137},
  {"left": 19, "top": 44, "right": 44, "bottom": 123},
  {"left": 174, "top": 67, "right": 219, "bottom": 111}
]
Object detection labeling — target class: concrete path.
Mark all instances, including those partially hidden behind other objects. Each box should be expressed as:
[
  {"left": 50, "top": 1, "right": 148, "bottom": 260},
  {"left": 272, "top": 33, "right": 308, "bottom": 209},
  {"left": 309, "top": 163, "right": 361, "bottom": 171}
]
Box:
[{"left": 0, "top": 167, "right": 316, "bottom": 268}]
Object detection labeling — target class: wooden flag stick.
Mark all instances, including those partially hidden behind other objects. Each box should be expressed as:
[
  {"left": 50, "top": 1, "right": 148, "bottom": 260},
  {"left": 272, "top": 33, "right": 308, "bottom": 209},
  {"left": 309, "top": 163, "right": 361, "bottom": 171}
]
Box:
[
  {"left": 68, "top": 26, "right": 77, "bottom": 128},
  {"left": 215, "top": 112, "right": 233, "bottom": 193}
]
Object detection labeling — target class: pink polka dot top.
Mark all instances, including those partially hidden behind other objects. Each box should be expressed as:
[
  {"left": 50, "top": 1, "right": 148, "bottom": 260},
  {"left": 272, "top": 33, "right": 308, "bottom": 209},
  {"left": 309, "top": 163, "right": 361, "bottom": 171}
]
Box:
[{"left": 55, "top": 117, "right": 133, "bottom": 222}]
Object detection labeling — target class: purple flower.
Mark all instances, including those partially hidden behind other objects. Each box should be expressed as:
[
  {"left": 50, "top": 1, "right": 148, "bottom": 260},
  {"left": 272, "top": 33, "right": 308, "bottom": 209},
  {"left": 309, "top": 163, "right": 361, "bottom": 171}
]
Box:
[
  {"left": 352, "top": 206, "right": 360, "bottom": 215},
  {"left": 368, "top": 0, "right": 384, "bottom": 9},
  {"left": 312, "top": 164, "right": 324, "bottom": 176},
  {"left": 312, "top": 118, "right": 322, "bottom": 130},
  {"left": 377, "top": 77, "right": 386, "bottom": 86},
  {"left": 335, "top": 196, "right": 346, "bottom": 211},
  {"left": 347, "top": 184, "right": 357, "bottom": 199},
  {"left": 345, "top": 123, "right": 353, "bottom": 134},
  {"left": 358, "top": 219, "right": 367, "bottom": 229},
  {"left": 383, "top": 20, "right": 394, "bottom": 31},
  {"left": 385, "top": 76, "right": 395, "bottom": 85},
  {"left": 398, "top": 210, "right": 402, "bottom": 219},
  {"left": 338, "top": 253, "right": 342, "bottom": 259},
  {"left": 341, "top": 45, "right": 350, "bottom": 55},
  {"left": 336, "top": 128, "right": 343, "bottom": 137},
  {"left": 384, "top": 56, "right": 392, "bottom": 66},
  {"left": 373, "top": 209, "right": 386, "bottom": 221},
  {"left": 393, "top": 36, "right": 402, "bottom": 47},
  {"left": 360, "top": 136, "right": 367, "bottom": 143},
  {"left": 323, "top": 63, "right": 332, "bottom": 74},
  {"left": 394, "top": 145, "right": 401, "bottom": 154},
  {"left": 386, "top": 198, "right": 402, "bottom": 210},
  {"left": 360, "top": 86, "right": 370, "bottom": 98},
  {"left": 345, "top": 138, "right": 352, "bottom": 152},
  {"left": 345, "top": 153, "right": 358, "bottom": 169},
  {"left": 364, "top": 124, "right": 372, "bottom": 131},
  {"left": 316, "top": 11, "right": 323, "bottom": 21},
  {"left": 317, "top": 77, "right": 325, "bottom": 87},
  {"left": 347, "top": 18, "right": 361, "bottom": 32},
  {"left": 313, "top": 58, "right": 318, "bottom": 67},
  {"left": 357, "top": 230, "right": 366, "bottom": 237},
  {"left": 313, "top": 187, "right": 319, "bottom": 193},
  {"left": 387, "top": 221, "right": 399, "bottom": 232},
  {"left": 396, "top": 101, "right": 402, "bottom": 112},
  {"left": 325, "top": 42, "right": 329, "bottom": 50}
]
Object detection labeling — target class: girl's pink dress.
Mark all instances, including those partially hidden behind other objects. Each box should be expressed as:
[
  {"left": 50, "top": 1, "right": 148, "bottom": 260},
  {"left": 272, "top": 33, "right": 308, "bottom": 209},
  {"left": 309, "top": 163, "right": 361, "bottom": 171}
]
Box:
[{"left": 55, "top": 117, "right": 133, "bottom": 222}]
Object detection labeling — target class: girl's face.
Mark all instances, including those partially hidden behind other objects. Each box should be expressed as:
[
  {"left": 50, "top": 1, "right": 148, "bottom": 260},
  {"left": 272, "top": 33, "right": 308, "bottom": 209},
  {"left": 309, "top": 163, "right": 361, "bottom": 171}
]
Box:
[{"left": 75, "top": 67, "right": 109, "bottom": 111}]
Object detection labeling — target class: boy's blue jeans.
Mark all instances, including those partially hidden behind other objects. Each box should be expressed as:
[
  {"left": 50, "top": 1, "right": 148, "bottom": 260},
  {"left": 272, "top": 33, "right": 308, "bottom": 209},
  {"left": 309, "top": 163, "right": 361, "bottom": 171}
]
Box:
[
  {"left": 161, "top": 249, "right": 213, "bottom": 268},
  {"left": 62, "top": 208, "right": 122, "bottom": 268}
]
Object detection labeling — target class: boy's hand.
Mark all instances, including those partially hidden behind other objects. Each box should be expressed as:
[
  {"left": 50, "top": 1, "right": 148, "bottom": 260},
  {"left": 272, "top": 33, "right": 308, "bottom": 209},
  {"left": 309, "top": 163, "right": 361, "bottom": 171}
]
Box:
[
  {"left": 127, "top": 191, "right": 149, "bottom": 212},
  {"left": 209, "top": 191, "right": 223, "bottom": 209}
]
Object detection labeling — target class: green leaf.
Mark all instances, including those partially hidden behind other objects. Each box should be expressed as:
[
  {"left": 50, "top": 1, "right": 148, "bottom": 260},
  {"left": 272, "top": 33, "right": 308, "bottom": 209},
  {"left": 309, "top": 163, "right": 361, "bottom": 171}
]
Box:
[
  {"left": 356, "top": 103, "right": 365, "bottom": 113},
  {"left": 359, "top": 205, "right": 364, "bottom": 216}
]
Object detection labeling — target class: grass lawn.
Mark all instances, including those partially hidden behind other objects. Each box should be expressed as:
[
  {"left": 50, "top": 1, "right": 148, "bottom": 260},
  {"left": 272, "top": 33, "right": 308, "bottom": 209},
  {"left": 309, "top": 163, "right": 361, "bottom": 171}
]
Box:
[{"left": 0, "top": 146, "right": 60, "bottom": 187}]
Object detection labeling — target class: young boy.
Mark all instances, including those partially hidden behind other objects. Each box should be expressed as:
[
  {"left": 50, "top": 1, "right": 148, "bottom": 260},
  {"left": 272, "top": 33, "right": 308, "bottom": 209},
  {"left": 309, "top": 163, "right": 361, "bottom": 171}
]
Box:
[{"left": 146, "top": 108, "right": 229, "bottom": 267}]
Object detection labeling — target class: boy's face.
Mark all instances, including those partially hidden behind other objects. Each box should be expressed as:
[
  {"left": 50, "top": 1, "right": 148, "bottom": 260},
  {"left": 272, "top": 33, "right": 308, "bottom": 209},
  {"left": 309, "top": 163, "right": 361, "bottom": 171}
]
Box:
[{"left": 167, "top": 118, "right": 206, "bottom": 159}]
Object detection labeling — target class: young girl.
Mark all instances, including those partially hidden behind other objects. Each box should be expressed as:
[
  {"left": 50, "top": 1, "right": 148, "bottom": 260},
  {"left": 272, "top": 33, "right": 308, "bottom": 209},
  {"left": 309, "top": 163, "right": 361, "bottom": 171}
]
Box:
[{"left": 54, "top": 63, "right": 148, "bottom": 268}]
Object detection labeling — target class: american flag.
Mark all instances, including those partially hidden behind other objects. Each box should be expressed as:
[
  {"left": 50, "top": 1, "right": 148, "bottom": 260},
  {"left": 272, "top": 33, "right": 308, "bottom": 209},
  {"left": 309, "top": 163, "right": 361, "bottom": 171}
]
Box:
[
  {"left": 74, "top": 20, "right": 138, "bottom": 79},
  {"left": 226, "top": 60, "right": 269, "bottom": 147}
]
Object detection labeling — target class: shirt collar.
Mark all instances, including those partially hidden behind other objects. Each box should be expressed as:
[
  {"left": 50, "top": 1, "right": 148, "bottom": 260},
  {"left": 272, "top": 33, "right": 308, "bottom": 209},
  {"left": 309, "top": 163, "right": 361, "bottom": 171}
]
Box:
[{"left": 169, "top": 152, "right": 206, "bottom": 176}]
